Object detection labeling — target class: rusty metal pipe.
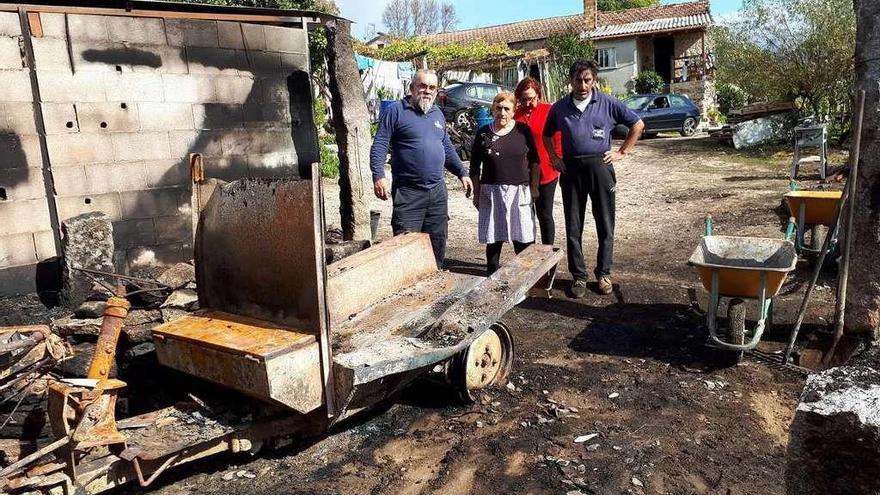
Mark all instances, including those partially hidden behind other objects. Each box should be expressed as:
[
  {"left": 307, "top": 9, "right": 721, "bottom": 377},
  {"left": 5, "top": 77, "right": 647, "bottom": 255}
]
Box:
[
  {"left": 132, "top": 454, "right": 180, "bottom": 488},
  {"left": 87, "top": 290, "right": 129, "bottom": 381}
]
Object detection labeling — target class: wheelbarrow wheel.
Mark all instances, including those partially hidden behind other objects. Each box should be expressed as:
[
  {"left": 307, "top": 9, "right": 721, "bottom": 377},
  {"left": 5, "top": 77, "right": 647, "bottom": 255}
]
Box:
[
  {"left": 726, "top": 298, "right": 747, "bottom": 364},
  {"left": 451, "top": 322, "right": 515, "bottom": 402}
]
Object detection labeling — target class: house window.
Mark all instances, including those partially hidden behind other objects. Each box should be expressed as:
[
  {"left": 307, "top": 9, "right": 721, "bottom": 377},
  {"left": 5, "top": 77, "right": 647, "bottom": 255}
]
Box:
[
  {"left": 503, "top": 67, "right": 518, "bottom": 87},
  {"left": 596, "top": 48, "right": 616, "bottom": 69}
]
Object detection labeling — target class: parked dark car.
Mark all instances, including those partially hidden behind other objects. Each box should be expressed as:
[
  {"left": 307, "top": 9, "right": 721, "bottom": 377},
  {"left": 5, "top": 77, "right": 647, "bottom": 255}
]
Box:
[
  {"left": 438, "top": 82, "right": 511, "bottom": 128},
  {"left": 613, "top": 93, "right": 701, "bottom": 138}
]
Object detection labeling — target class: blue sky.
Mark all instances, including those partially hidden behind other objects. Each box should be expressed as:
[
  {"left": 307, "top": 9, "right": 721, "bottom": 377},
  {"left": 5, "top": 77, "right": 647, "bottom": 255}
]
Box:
[{"left": 336, "top": 0, "right": 745, "bottom": 40}]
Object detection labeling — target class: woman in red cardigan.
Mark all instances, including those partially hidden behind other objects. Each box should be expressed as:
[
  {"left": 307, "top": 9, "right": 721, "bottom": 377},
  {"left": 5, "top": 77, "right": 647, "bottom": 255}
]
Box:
[{"left": 514, "top": 77, "right": 562, "bottom": 245}]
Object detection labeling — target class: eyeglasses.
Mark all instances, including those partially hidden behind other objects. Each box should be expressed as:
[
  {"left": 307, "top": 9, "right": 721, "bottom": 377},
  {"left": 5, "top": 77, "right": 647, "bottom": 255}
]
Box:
[{"left": 518, "top": 95, "right": 538, "bottom": 104}]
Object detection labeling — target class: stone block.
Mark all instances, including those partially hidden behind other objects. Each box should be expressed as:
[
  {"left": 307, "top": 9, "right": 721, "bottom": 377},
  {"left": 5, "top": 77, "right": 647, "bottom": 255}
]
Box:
[
  {"left": 119, "top": 187, "right": 187, "bottom": 218},
  {"left": 186, "top": 46, "right": 249, "bottom": 75},
  {"left": 168, "top": 130, "right": 223, "bottom": 157},
  {"left": 40, "top": 103, "right": 80, "bottom": 134},
  {"left": 243, "top": 100, "right": 291, "bottom": 127},
  {"left": 84, "top": 162, "right": 149, "bottom": 194},
  {"left": 67, "top": 14, "right": 109, "bottom": 41},
  {"left": 1, "top": 70, "right": 34, "bottom": 102},
  {"left": 162, "top": 74, "right": 215, "bottom": 102},
  {"left": 138, "top": 102, "right": 194, "bottom": 131},
  {"left": 72, "top": 41, "right": 188, "bottom": 74},
  {"left": 51, "top": 316, "right": 103, "bottom": 337},
  {"left": 74, "top": 300, "right": 106, "bottom": 319},
  {"left": 0, "top": 37, "right": 24, "bottom": 70},
  {"left": 39, "top": 13, "right": 65, "bottom": 38},
  {"left": 221, "top": 128, "right": 293, "bottom": 155},
  {"left": 786, "top": 367, "right": 880, "bottom": 495},
  {"left": 0, "top": 134, "right": 43, "bottom": 169},
  {"left": 2, "top": 102, "right": 38, "bottom": 135},
  {"left": 161, "top": 288, "right": 198, "bottom": 310},
  {"left": 0, "top": 167, "right": 45, "bottom": 201},
  {"left": 249, "top": 51, "right": 280, "bottom": 73},
  {"left": 103, "top": 72, "right": 164, "bottom": 102},
  {"left": 0, "top": 232, "right": 38, "bottom": 267},
  {"left": 106, "top": 16, "right": 166, "bottom": 45},
  {"left": 37, "top": 70, "right": 105, "bottom": 102},
  {"left": 31, "top": 37, "right": 70, "bottom": 71},
  {"left": 0, "top": 12, "right": 21, "bottom": 37},
  {"left": 264, "top": 25, "right": 306, "bottom": 54},
  {"left": 154, "top": 214, "right": 191, "bottom": 243},
  {"left": 33, "top": 230, "right": 57, "bottom": 260},
  {"left": 112, "top": 217, "right": 157, "bottom": 248},
  {"left": 217, "top": 21, "right": 244, "bottom": 49},
  {"left": 56, "top": 193, "right": 123, "bottom": 222},
  {"left": 143, "top": 158, "right": 188, "bottom": 188},
  {"left": 166, "top": 19, "right": 219, "bottom": 48},
  {"left": 280, "top": 53, "right": 308, "bottom": 72},
  {"left": 60, "top": 211, "right": 115, "bottom": 307},
  {"left": 191, "top": 103, "right": 244, "bottom": 130},
  {"left": 202, "top": 154, "right": 248, "bottom": 180},
  {"left": 0, "top": 199, "right": 51, "bottom": 235},
  {"left": 248, "top": 151, "right": 298, "bottom": 173},
  {"left": 45, "top": 133, "right": 114, "bottom": 166},
  {"left": 111, "top": 132, "right": 171, "bottom": 162},
  {"left": 76, "top": 102, "right": 140, "bottom": 133},
  {"left": 259, "top": 77, "right": 288, "bottom": 103},
  {"left": 51, "top": 165, "right": 89, "bottom": 197},
  {"left": 156, "top": 261, "right": 194, "bottom": 289},
  {"left": 214, "top": 75, "right": 258, "bottom": 104},
  {"left": 241, "top": 23, "right": 266, "bottom": 51}
]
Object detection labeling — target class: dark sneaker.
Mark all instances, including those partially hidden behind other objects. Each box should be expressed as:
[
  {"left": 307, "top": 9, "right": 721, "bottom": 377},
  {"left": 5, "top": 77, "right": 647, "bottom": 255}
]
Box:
[
  {"left": 597, "top": 276, "right": 613, "bottom": 295},
  {"left": 571, "top": 279, "right": 587, "bottom": 298}
]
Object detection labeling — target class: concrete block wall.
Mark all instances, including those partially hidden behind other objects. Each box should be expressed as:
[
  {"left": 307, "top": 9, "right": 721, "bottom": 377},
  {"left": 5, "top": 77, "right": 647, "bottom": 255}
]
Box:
[{"left": 0, "top": 11, "right": 315, "bottom": 295}]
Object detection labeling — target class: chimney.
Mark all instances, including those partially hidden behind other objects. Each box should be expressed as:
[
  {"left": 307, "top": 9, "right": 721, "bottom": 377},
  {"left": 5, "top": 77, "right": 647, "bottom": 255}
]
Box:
[{"left": 583, "top": 0, "right": 597, "bottom": 31}]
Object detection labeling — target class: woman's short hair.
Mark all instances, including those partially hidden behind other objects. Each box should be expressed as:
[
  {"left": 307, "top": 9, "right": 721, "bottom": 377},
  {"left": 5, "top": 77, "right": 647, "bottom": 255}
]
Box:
[
  {"left": 493, "top": 91, "right": 516, "bottom": 108},
  {"left": 514, "top": 77, "right": 543, "bottom": 101}
]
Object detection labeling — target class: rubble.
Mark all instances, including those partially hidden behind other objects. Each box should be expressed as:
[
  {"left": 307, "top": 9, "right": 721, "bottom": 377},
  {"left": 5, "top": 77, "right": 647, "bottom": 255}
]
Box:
[
  {"left": 156, "top": 263, "right": 196, "bottom": 290},
  {"left": 74, "top": 301, "right": 106, "bottom": 319},
  {"left": 162, "top": 289, "right": 199, "bottom": 311},
  {"left": 60, "top": 213, "right": 115, "bottom": 308}
]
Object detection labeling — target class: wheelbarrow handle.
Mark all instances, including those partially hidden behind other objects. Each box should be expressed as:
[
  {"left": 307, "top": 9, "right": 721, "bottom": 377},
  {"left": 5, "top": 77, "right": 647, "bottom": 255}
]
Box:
[
  {"left": 704, "top": 215, "right": 713, "bottom": 237},
  {"left": 785, "top": 216, "right": 797, "bottom": 242}
]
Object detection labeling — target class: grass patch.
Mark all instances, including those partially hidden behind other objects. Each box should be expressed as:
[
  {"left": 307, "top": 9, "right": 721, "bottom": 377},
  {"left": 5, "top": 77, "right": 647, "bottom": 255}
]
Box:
[{"left": 320, "top": 145, "right": 339, "bottom": 178}]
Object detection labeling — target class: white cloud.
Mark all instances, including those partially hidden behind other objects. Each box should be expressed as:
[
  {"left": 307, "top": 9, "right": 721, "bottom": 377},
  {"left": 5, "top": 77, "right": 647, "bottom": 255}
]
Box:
[{"left": 335, "top": 0, "right": 387, "bottom": 40}]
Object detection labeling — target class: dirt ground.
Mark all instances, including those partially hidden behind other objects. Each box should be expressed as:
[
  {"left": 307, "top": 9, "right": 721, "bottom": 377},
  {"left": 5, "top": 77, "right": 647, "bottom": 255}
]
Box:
[{"left": 0, "top": 135, "right": 855, "bottom": 494}]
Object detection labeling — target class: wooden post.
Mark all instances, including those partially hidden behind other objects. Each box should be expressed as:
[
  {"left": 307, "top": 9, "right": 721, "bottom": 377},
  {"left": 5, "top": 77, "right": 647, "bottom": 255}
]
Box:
[{"left": 326, "top": 19, "right": 372, "bottom": 242}]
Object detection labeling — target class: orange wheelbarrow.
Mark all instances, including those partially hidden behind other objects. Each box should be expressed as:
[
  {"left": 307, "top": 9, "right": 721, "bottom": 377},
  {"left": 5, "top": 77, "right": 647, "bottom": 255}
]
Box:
[{"left": 784, "top": 187, "right": 843, "bottom": 255}]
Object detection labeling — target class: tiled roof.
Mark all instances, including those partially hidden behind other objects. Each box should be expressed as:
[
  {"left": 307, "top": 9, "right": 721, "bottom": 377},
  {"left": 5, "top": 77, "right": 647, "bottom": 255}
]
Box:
[{"left": 421, "top": 1, "right": 710, "bottom": 45}]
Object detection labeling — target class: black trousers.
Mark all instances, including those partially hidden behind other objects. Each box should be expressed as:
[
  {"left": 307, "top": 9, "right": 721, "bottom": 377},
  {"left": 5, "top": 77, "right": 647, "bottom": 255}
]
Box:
[
  {"left": 560, "top": 155, "right": 616, "bottom": 280},
  {"left": 535, "top": 177, "right": 558, "bottom": 245},
  {"left": 391, "top": 182, "right": 448, "bottom": 268},
  {"left": 486, "top": 240, "right": 531, "bottom": 276}
]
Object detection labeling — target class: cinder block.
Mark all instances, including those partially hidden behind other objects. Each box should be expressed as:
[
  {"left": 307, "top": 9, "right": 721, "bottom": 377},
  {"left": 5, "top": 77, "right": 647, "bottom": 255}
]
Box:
[
  {"left": 37, "top": 70, "right": 105, "bottom": 102},
  {"left": 107, "top": 16, "right": 166, "bottom": 44},
  {"left": 76, "top": 102, "right": 140, "bottom": 133},
  {"left": 33, "top": 230, "right": 57, "bottom": 260},
  {"left": 73, "top": 41, "right": 188, "bottom": 74},
  {"left": 192, "top": 103, "right": 244, "bottom": 130},
  {"left": 162, "top": 74, "right": 215, "bottom": 102},
  {"left": 150, "top": 241, "right": 192, "bottom": 264},
  {"left": 0, "top": 167, "right": 46, "bottom": 201},
  {"left": 0, "top": 232, "right": 38, "bottom": 267},
  {"left": 45, "top": 133, "right": 114, "bottom": 166},
  {"left": 2, "top": 70, "right": 34, "bottom": 102},
  {"left": 119, "top": 187, "right": 187, "bottom": 218},
  {"left": 55, "top": 193, "right": 123, "bottom": 222},
  {"left": 168, "top": 130, "right": 223, "bottom": 157},
  {"left": 133, "top": 44, "right": 188, "bottom": 74},
  {"left": 112, "top": 218, "right": 156, "bottom": 248},
  {"left": 103, "top": 72, "right": 164, "bottom": 102},
  {"left": 84, "top": 161, "right": 148, "bottom": 193},
  {"left": 0, "top": 198, "right": 52, "bottom": 234},
  {"left": 249, "top": 51, "right": 280, "bottom": 73},
  {"left": 259, "top": 77, "right": 287, "bottom": 104},
  {"left": 51, "top": 165, "right": 89, "bottom": 197},
  {"left": 0, "top": 37, "right": 24, "bottom": 70},
  {"left": 40, "top": 103, "right": 80, "bottom": 134},
  {"left": 264, "top": 25, "right": 306, "bottom": 54},
  {"left": 39, "top": 13, "right": 66, "bottom": 38},
  {"left": 1, "top": 102, "right": 39, "bottom": 135},
  {"left": 248, "top": 151, "right": 298, "bottom": 175},
  {"left": 280, "top": 53, "right": 308, "bottom": 72},
  {"left": 154, "top": 213, "right": 191, "bottom": 243},
  {"left": 31, "top": 37, "right": 70, "bottom": 71},
  {"left": 166, "top": 19, "right": 219, "bottom": 48},
  {"left": 186, "top": 46, "right": 249, "bottom": 75},
  {"left": 202, "top": 154, "right": 248, "bottom": 181},
  {"left": 67, "top": 14, "right": 109, "bottom": 42},
  {"left": 243, "top": 101, "right": 291, "bottom": 126},
  {"left": 0, "top": 134, "right": 43, "bottom": 169},
  {"left": 239, "top": 23, "right": 266, "bottom": 51},
  {"left": 0, "top": 12, "right": 21, "bottom": 37},
  {"left": 213, "top": 75, "right": 256, "bottom": 104},
  {"left": 143, "top": 158, "right": 188, "bottom": 188},
  {"left": 138, "top": 102, "right": 194, "bottom": 131},
  {"left": 111, "top": 132, "right": 171, "bottom": 161},
  {"left": 217, "top": 21, "right": 244, "bottom": 49},
  {"left": 220, "top": 129, "right": 292, "bottom": 156}
]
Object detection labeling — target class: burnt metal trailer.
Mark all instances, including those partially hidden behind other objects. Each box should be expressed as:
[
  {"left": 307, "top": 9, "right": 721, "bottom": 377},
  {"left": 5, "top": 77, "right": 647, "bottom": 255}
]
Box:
[{"left": 2, "top": 168, "right": 561, "bottom": 493}]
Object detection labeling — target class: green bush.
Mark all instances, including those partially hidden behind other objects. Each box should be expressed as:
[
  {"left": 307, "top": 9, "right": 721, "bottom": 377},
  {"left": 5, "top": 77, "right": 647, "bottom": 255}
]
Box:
[
  {"left": 370, "top": 122, "right": 380, "bottom": 137},
  {"left": 320, "top": 145, "right": 339, "bottom": 178},
  {"left": 313, "top": 97, "right": 327, "bottom": 130},
  {"left": 716, "top": 83, "right": 748, "bottom": 116},
  {"left": 376, "top": 86, "right": 395, "bottom": 100},
  {"left": 634, "top": 70, "right": 664, "bottom": 94}
]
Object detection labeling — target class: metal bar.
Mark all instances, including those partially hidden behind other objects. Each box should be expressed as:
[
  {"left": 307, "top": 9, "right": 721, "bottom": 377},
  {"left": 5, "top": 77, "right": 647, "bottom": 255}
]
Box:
[
  {"left": 0, "top": 437, "right": 68, "bottom": 479},
  {"left": 312, "top": 163, "right": 336, "bottom": 418},
  {"left": 797, "top": 202, "right": 807, "bottom": 252},
  {"left": 72, "top": 267, "right": 169, "bottom": 288},
  {"left": 132, "top": 454, "right": 179, "bottom": 488},
  {"left": 706, "top": 269, "right": 719, "bottom": 337},
  {"left": 0, "top": 332, "right": 43, "bottom": 354}
]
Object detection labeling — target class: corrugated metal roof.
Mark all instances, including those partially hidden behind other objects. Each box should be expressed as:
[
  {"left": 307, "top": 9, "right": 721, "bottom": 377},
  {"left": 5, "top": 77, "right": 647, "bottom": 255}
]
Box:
[{"left": 588, "top": 13, "right": 712, "bottom": 39}]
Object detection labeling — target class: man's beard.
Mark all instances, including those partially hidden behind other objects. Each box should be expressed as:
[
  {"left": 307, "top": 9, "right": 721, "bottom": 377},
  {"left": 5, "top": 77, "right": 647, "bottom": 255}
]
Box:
[{"left": 416, "top": 94, "right": 435, "bottom": 113}]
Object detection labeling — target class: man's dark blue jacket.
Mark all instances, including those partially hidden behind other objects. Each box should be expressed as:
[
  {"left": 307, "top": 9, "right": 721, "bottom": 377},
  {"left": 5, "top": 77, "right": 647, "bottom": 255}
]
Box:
[{"left": 369, "top": 96, "right": 467, "bottom": 189}]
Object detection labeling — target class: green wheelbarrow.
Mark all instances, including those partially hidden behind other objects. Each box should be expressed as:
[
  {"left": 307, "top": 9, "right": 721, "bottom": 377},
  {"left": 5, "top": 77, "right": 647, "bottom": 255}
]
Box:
[{"left": 688, "top": 216, "right": 798, "bottom": 364}]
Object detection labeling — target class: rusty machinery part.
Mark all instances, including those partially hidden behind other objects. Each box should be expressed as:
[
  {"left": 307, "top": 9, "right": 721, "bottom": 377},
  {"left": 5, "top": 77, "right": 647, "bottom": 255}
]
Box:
[
  {"left": 72, "top": 266, "right": 172, "bottom": 298},
  {"left": 449, "top": 322, "right": 515, "bottom": 402},
  {"left": 48, "top": 378, "right": 128, "bottom": 451},
  {"left": 87, "top": 296, "right": 130, "bottom": 381}
]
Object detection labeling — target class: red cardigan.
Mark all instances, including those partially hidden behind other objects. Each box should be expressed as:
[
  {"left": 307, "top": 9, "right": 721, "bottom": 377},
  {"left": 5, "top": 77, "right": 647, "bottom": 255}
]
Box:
[{"left": 514, "top": 102, "right": 562, "bottom": 185}]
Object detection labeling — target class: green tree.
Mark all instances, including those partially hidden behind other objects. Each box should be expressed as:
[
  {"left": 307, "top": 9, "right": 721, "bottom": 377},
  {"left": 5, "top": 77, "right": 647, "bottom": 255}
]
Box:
[
  {"left": 545, "top": 31, "right": 595, "bottom": 100},
  {"left": 597, "top": 0, "right": 659, "bottom": 10},
  {"left": 712, "top": 0, "right": 855, "bottom": 122}
]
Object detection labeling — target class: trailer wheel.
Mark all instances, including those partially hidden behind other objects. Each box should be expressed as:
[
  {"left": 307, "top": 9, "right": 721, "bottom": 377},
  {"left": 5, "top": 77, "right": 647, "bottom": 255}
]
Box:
[
  {"left": 453, "top": 322, "right": 514, "bottom": 402},
  {"left": 726, "top": 298, "right": 746, "bottom": 365}
]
